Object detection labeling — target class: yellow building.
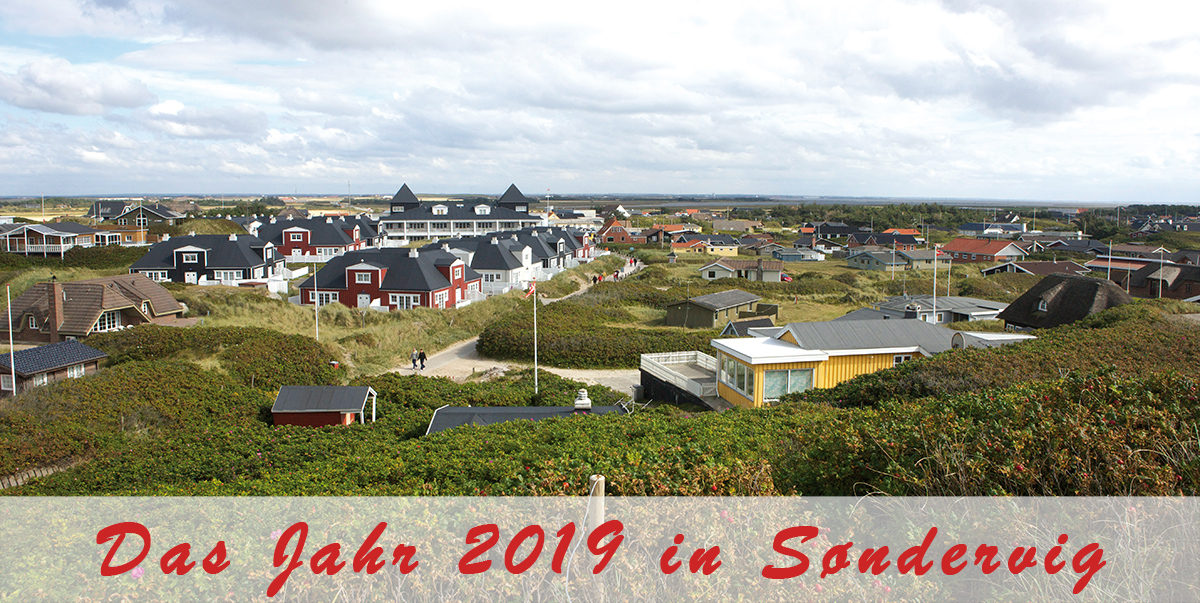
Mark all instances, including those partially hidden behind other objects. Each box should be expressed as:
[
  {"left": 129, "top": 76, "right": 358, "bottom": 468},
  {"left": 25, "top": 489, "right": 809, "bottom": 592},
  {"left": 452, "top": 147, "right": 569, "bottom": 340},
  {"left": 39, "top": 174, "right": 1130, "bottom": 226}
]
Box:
[{"left": 709, "top": 320, "right": 1034, "bottom": 408}]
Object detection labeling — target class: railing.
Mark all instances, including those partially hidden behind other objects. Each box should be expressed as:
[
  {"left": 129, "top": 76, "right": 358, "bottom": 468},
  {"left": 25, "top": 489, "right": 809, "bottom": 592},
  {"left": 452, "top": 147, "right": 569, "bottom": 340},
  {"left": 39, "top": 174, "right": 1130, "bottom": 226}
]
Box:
[{"left": 640, "top": 351, "right": 718, "bottom": 398}]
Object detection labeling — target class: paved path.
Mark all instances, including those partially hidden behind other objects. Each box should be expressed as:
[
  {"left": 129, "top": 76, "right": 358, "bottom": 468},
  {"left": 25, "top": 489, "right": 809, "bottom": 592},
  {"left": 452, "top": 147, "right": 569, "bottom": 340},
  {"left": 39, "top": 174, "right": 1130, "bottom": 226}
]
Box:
[{"left": 391, "top": 254, "right": 644, "bottom": 395}]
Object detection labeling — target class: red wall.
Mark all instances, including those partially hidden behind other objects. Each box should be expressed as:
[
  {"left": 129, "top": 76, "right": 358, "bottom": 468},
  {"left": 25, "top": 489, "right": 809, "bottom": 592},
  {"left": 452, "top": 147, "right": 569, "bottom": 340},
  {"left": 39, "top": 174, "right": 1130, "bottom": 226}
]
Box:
[{"left": 274, "top": 412, "right": 356, "bottom": 427}]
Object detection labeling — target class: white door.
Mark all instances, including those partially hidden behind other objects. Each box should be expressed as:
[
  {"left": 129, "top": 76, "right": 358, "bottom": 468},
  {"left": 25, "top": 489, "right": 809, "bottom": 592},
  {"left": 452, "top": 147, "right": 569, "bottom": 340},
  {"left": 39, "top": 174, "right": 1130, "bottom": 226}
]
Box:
[
  {"left": 185, "top": 272, "right": 197, "bottom": 284},
  {"left": 358, "top": 294, "right": 370, "bottom": 308}
]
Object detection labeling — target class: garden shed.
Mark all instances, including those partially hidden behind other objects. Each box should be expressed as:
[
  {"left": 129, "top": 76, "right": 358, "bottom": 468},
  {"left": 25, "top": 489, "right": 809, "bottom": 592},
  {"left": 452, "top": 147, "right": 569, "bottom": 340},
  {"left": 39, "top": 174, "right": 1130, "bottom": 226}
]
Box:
[{"left": 271, "top": 385, "right": 377, "bottom": 427}]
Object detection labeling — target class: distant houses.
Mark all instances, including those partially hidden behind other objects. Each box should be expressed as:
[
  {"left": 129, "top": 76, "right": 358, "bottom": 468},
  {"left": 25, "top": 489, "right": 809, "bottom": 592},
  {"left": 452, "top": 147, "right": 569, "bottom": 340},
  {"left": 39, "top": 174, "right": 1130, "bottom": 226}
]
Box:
[
  {"left": 698, "top": 258, "right": 784, "bottom": 282},
  {"left": 940, "top": 238, "right": 1027, "bottom": 263},
  {"left": 129, "top": 233, "right": 290, "bottom": 291},
  {"left": 298, "top": 247, "right": 482, "bottom": 310},
  {"left": 376, "top": 184, "right": 544, "bottom": 246}
]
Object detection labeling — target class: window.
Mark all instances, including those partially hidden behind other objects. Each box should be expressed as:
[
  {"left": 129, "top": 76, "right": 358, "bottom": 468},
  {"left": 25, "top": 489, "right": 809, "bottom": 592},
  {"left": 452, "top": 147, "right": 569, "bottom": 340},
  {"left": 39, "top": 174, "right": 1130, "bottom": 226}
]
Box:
[
  {"left": 141, "top": 271, "right": 168, "bottom": 282},
  {"left": 1037, "top": 299, "right": 1048, "bottom": 312},
  {"left": 432, "top": 205, "right": 448, "bottom": 215},
  {"left": 763, "top": 369, "right": 814, "bottom": 401},
  {"left": 454, "top": 222, "right": 473, "bottom": 230},
  {"left": 124, "top": 235, "right": 132, "bottom": 242},
  {"left": 136, "top": 216, "right": 148, "bottom": 227},
  {"left": 453, "top": 267, "right": 462, "bottom": 279},
  {"left": 708, "top": 271, "right": 716, "bottom": 278},
  {"left": 213, "top": 270, "right": 242, "bottom": 281},
  {"left": 893, "top": 354, "right": 913, "bottom": 367},
  {"left": 477, "top": 222, "right": 495, "bottom": 230},
  {"left": 483, "top": 273, "right": 500, "bottom": 282},
  {"left": 431, "top": 222, "right": 450, "bottom": 230},
  {"left": 28, "top": 316, "right": 36, "bottom": 330},
  {"left": 141, "top": 302, "right": 149, "bottom": 315},
  {"left": 409, "top": 222, "right": 426, "bottom": 230},
  {"left": 474, "top": 205, "right": 491, "bottom": 215},
  {"left": 501, "top": 222, "right": 517, "bottom": 229},
  {"left": 32, "top": 373, "right": 47, "bottom": 386},
  {"left": 289, "top": 233, "right": 304, "bottom": 241},
  {"left": 1, "top": 374, "right": 11, "bottom": 391},
  {"left": 971, "top": 254, "right": 977, "bottom": 260},
  {"left": 391, "top": 206, "right": 405, "bottom": 213},
  {"left": 433, "top": 291, "right": 449, "bottom": 307},
  {"left": 389, "top": 293, "right": 420, "bottom": 310},
  {"left": 94, "top": 310, "right": 121, "bottom": 332},
  {"left": 719, "top": 354, "right": 755, "bottom": 399},
  {"left": 67, "top": 364, "right": 85, "bottom": 379},
  {"left": 355, "top": 272, "right": 372, "bottom": 284},
  {"left": 182, "top": 253, "right": 198, "bottom": 263},
  {"left": 311, "top": 291, "right": 338, "bottom": 306},
  {"left": 607, "top": 237, "right": 614, "bottom": 242},
  {"left": 118, "top": 218, "right": 127, "bottom": 225}
]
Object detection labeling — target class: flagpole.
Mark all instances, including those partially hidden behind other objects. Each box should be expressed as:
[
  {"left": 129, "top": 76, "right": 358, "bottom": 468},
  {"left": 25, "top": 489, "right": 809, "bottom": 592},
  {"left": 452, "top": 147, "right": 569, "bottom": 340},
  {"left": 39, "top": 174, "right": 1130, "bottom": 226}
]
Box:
[
  {"left": 7, "top": 285, "right": 16, "bottom": 396},
  {"left": 932, "top": 250, "right": 938, "bottom": 323},
  {"left": 314, "top": 276, "right": 320, "bottom": 341},
  {"left": 532, "top": 279, "right": 538, "bottom": 395}
]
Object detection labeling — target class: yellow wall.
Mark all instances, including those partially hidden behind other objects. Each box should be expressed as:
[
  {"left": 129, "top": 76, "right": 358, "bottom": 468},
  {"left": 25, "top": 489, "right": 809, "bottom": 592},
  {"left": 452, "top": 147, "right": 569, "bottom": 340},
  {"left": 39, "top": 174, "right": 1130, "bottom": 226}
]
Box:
[
  {"left": 718, "top": 350, "right": 900, "bottom": 408},
  {"left": 707, "top": 245, "right": 739, "bottom": 257}
]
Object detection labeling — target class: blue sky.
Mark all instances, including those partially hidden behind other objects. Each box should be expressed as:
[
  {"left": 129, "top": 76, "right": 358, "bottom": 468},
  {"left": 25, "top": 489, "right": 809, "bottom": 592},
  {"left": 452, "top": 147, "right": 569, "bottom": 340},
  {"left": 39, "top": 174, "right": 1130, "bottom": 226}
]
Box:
[{"left": 0, "top": 0, "right": 1198, "bottom": 202}]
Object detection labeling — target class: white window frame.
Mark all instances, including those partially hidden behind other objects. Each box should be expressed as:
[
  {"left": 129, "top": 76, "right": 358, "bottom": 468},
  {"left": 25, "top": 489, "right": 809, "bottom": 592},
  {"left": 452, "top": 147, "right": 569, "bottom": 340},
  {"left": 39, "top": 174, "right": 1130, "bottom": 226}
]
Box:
[
  {"left": 214, "top": 270, "right": 242, "bottom": 281},
  {"left": 94, "top": 310, "right": 122, "bottom": 333},
  {"left": 356, "top": 272, "right": 372, "bottom": 284},
  {"left": 311, "top": 291, "right": 338, "bottom": 306},
  {"left": 389, "top": 293, "right": 421, "bottom": 310},
  {"left": 28, "top": 316, "right": 36, "bottom": 330},
  {"left": 289, "top": 232, "right": 305, "bottom": 241},
  {"left": 763, "top": 368, "right": 814, "bottom": 402},
  {"left": 141, "top": 302, "right": 149, "bottom": 315},
  {"left": 433, "top": 290, "right": 449, "bottom": 308},
  {"left": 141, "top": 271, "right": 169, "bottom": 282},
  {"left": 67, "top": 364, "right": 85, "bottom": 379},
  {"left": 718, "top": 353, "right": 755, "bottom": 400},
  {"left": 1, "top": 374, "right": 12, "bottom": 391},
  {"left": 136, "top": 216, "right": 148, "bottom": 227},
  {"left": 453, "top": 267, "right": 462, "bottom": 280},
  {"left": 1037, "top": 299, "right": 1048, "bottom": 312},
  {"left": 894, "top": 354, "right": 913, "bottom": 367},
  {"left": 32, "top": 373, "right": 47, "bottom": 386},
  {"left": 182, "top": 253, "right": 198, "bottom": 263}
]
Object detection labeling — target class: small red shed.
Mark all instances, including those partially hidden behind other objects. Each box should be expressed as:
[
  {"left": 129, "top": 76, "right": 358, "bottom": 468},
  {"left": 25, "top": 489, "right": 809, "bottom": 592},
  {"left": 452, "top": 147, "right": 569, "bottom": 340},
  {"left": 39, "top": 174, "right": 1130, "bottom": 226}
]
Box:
[{"left": 271, "top": 385, "right": 377, "bottom": 427}]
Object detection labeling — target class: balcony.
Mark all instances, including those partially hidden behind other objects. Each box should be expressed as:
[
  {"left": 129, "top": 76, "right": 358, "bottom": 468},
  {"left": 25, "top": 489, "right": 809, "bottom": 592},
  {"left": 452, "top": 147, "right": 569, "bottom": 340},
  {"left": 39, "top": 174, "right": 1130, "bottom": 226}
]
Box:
[{"left": 640, "top": 351, "right": 731, "bottom": 410}]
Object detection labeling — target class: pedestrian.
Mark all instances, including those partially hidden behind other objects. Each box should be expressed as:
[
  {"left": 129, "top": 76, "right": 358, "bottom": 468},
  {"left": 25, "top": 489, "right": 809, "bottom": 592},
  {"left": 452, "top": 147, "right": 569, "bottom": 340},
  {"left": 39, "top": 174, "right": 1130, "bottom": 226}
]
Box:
[
  {"left": 613, "top": 270, "right": 619, "bottom": 281},
  {"left": 592, "top": 275, "right": 597, "bottom": 285},
  {"left": 418, "top": 348, "right": 427, "bottom": 370},
  {"left": 410, "top": 348, "right": 419, "bottom": 370}
]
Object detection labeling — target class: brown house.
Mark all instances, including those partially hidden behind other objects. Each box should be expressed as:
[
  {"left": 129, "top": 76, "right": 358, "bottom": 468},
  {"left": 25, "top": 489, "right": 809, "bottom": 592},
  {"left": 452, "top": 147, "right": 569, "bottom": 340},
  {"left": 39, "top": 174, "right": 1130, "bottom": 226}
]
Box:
[
  {"left": 271, "top": 386, "right": 377, "bottom": 427},
  {"left": 1, "top": 274, "right": 185, "bottom": 344},
  {"left": 1126, "top": 263, "right": 1200, "bottom": 300},
  {"left": 0, "top": 340, "right": 107, "bottom": 398}
]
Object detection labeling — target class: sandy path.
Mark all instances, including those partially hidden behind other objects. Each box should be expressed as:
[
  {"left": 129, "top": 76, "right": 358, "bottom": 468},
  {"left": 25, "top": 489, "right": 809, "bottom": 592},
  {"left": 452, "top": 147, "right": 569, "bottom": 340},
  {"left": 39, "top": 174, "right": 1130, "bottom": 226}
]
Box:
[{"left": 390, "top": 255, "right": 644, "bottom": 395}]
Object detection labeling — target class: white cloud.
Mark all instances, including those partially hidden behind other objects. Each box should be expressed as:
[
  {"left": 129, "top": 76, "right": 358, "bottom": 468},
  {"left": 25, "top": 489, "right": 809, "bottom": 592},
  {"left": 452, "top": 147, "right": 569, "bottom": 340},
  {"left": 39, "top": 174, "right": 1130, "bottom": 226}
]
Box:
[{"left": 0, "top": 58, "right": 156, "bottom": 115}]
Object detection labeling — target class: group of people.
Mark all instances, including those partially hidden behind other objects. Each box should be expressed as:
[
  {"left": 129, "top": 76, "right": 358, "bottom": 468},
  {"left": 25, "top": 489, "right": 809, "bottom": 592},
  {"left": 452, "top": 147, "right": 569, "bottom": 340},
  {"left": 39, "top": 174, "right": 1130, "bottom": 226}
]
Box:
[
  {"left": 590, "top": 257, "right": 639, "bottom": 285},
  {"left": 410, "top": 348, "right": 427, "bottom": 370}
]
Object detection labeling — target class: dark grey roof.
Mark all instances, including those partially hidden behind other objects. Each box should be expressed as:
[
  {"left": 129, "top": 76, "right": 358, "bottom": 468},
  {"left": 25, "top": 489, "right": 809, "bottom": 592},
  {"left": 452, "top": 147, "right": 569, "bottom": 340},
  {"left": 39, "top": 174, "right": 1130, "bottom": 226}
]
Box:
[
  {"left": 0, "top": 340, "right": 107, "bottom": 378},
  {"left": 496, "top": 184, "right": 531, "bottom": 209},
  {"left": 875, "top": 295, "right": 1007, "bottom": 315},
  {"left": 960, "top": 222, "right": 1024, "bottom": 232},
  {"left": 778, "top": 319, "right": 958, "bottom": 354},
  {"left": 832, "top": 308, "right": 890, "bottom": 321},
  {"left": 720, "top": 317, "right": 775, "bottom": 337},
  {"left": 1043, "top": 240, "right": 1108, "bottom": 254},
  {"left": 298, "top": 248, "right": 470, "bottom": 293},
  {"left": 381, "top": 202, "right": 537, "bottom": 223},
  {"left": 255, "top": 217, "right": 363, "bottom": 247},
  {"left": 114, "top": 204, "right": 184, "bottom": 220},
  {"left": 43, "top": 221, "right": 102, "bottom": 235},
  {"left": 671, "top": 289, "right": 761, "bottom": 311},
  {"left": 998, "top": 274, "right": 1132, "bottom": 329},
  {"left": 129, "top": 234, "right": 278, "bottom": 270},
  {"left": 469, "top": 239, "right": 525, "bottom": 270},
  {"left": 272, "top": 386, "right": 375, "bottom": 413},
  {"left": 85, "top": 201, "right": 129, "bottom": 219},
  {"left": 1126, "top": 262, "right": 1200, "bottom": 292},
  {"left": 390, "top": 184, "right": 420, "bottom": 208},
  {"left": 426, "top": 405, "right": 626, "bottom": 434},
  {"left": 1170, "top": 250, "right": 1200, "bottom": 265},
  {"left": 847, "top": 233, "right": 918, "bottom": 246}
]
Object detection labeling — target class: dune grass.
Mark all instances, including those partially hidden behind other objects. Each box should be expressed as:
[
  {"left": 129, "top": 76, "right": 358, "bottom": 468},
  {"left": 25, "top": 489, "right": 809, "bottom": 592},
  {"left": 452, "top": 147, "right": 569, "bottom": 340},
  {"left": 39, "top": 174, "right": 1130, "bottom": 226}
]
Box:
[{"left": 0, "top": 267, "right": 130, "bottom": 297}]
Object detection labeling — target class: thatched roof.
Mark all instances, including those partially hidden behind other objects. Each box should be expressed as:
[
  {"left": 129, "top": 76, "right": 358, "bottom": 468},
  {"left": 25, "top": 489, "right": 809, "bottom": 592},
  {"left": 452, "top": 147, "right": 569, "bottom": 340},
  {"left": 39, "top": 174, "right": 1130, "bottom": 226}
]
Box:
[{"left": 998, "top": 274, "right": 1132, "bottom": 329}]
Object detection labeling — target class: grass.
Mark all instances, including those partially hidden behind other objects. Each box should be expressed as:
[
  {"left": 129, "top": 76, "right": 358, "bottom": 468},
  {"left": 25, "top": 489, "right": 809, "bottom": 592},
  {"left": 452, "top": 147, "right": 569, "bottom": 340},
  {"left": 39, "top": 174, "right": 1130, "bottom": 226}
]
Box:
[
  {"left": 175, "top": 285, "right": 524, "bottom": 376},
  {"left": 0, "top": 267, "right": 130, "bottom": 297}
]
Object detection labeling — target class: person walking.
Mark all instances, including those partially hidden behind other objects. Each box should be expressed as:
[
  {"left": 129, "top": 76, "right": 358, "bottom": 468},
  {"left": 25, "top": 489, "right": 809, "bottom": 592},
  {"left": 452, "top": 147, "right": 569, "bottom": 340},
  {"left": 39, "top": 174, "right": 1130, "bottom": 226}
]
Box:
[
  {"left": 410, "top": 348, "right": 419, "bottom": 370},
  {"left": 418, "top": 349, "right": 427, "bottom": 370}
]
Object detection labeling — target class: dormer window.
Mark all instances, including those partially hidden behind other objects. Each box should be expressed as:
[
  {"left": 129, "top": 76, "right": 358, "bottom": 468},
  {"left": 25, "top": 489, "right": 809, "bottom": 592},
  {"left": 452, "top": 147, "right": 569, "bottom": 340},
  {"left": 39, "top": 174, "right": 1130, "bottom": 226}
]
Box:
[
  {"left": 182, "top": 253, "right": 198, "bottom": 263},
  {"left": 356, "top": 272, "right": 371, "bottom": 284},
  {"left": 516, "top": 205, "right": 527, "bottom": 213},
  {"left": 289, "top": 233, "right": 304, "bottom": 241},
  {"left": 474, "top": 205, "right": 491, "bottom": 216},
  {"left": 28, "top": 316, "right": 36, "bottom": 330},
  {"left": 392, "top": 205, "right": 404, "bottom": 213},
  {"left": 1037, "top": 299, "right": 1048, "bottom": 312},
  {"left": 142, "top": 302, "right": 149, "bottom": 314},
  {"left": 432, "top": 205, "right": 448, "bottom": 215}
]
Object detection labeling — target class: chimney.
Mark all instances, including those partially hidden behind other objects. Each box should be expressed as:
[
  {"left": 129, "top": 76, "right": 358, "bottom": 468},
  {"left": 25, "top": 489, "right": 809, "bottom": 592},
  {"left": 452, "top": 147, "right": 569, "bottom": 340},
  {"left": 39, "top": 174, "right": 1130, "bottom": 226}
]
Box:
[
  {"left": 270, "top": 217, "right": 277, "bottom": 224},
  {"left": 512, "top": 234, "right": 519, "bottom": 241},
  {"left": 287, "top": 214, "right": 294, "bottom": 221},
  {"left": 229, "top": 233, "right": 238, "bottom": 241},
  {"left": 442, "top": 244, "right": 451, "bottom": 252},
  {"left": 574, "top": 389, "right": 592, "bottom": 410},
  {"left": 48, "top": 278, "right": 63, "bottom": 344},
  {"left": 162, "top": 233, "right": 169, "bottom": 241},
  {"left": 491, "top": 237, "right": 499, "bottom": 245},
  {"left": 326, "top": 217, "right": 333, "bottom": 223},
  {"left": 188, "top": 231, "right": 195, "bottom": 236},
  {"left": 408, "top": 248, "right": 419, "bottom": 258}
]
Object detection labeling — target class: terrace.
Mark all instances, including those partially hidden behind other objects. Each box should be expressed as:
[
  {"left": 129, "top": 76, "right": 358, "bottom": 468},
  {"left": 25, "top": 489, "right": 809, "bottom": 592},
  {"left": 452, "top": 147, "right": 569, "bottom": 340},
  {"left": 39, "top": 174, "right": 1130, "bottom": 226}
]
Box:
[{"left": 639, "top": 351, "right": 731, "bottom": 411}]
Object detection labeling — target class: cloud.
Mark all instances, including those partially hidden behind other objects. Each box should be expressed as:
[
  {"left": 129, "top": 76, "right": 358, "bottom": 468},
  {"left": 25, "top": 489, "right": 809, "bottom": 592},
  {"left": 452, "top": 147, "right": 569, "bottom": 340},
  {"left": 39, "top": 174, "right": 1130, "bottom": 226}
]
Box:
[
  {"left": 0, "top": 58, "right": 156, "bottom": 115},
  {"left": 130, "top": 101, "right": 268, "bottom": 139}
]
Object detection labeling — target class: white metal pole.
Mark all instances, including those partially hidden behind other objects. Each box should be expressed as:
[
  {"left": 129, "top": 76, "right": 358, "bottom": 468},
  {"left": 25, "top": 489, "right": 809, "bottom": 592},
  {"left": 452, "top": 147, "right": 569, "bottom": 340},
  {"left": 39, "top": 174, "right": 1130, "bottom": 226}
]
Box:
[
  {"left": 7, "top": 286, "right": 16, "bottom": 396},
  {"left": 533, "top": 279, "right": 538, "bottom": 395},
  {"left": 314, "top": 277, "right": 319, "bottom": 340},
  {"left": 932, "top": 252, "right": 937, "bottom": 323}
]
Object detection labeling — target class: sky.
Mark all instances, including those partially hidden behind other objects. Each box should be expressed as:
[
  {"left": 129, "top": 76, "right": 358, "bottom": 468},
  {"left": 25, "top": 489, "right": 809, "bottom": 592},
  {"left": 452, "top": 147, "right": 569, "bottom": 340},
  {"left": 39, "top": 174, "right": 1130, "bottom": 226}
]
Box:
[{"left": 0, "top": 0, "right": 1198, "bottom": 203}]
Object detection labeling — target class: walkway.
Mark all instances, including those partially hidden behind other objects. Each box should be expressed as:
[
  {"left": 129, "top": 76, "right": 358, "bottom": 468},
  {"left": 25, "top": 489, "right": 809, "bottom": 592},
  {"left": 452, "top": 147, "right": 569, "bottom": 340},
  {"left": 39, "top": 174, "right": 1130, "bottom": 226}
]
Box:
[{"left": 392, "top": 254, "right": 644, "bottom": 395}]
